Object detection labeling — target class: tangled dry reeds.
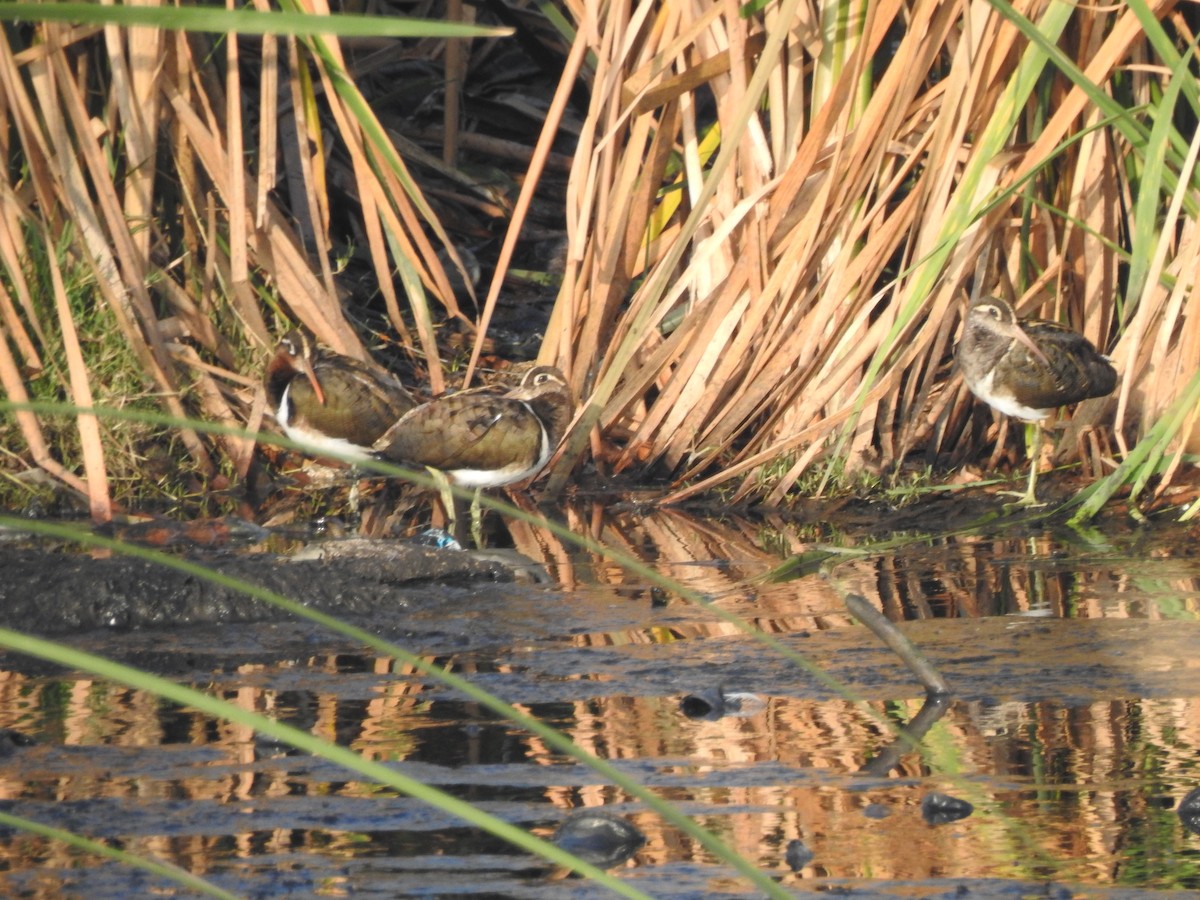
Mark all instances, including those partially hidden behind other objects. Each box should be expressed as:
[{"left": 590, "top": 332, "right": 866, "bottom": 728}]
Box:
[{"left": 1, "top": 1, "right": 1197, "bottom": 520}]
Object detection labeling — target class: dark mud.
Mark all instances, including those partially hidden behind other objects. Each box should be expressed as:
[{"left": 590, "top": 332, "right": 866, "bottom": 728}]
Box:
[
  {"left": 35, "top": 578, "right": 1200, "bottom": 707},
  {"left": 0, "top": 538, "right": 516, "bottom": 635}
]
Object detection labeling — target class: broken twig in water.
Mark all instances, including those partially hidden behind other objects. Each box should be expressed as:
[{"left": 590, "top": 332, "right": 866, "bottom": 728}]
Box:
[{"left": 844, "top": 593, "right": 950, "bottom": 697}]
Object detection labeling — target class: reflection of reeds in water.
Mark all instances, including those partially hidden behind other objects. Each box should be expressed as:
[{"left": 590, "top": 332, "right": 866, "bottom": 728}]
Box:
[
  {"left": 519, "top": 504, "right": 851, "bottom": 619},
  {"left": 879, "top": 533, "right": 1200, "bottom": 623},
  {"left": 1, "top": 505, "right": 1199, "bottom": 889},
  {"left": 499, "top": 501, "right": 1200, "bottom": 631},
  {"left": 483, "top": 506, "right": 1200, "bottom": 879},
  {"left": 0, "top": 632, "right": 1198, "bottom": 885}
]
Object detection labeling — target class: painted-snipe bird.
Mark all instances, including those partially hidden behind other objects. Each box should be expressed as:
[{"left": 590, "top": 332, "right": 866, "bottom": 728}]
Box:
[
  {"left": 956, "top": 296, "right": 1117, "bottom": 506},
  {"left": 372, "top": 365, "right": 572, "bottom": 543},
  {"left": 265, "top": 330, "right": 417, "bottom": 462}
]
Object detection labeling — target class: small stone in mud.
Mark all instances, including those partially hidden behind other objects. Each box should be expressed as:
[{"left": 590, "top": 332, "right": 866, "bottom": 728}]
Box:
[
  {"left": 0, "top": 728, "right": 34, "bottom": 757},
  {"left": 863, "top": 802, "right": 891, "bottom": 819},
  {"left": 921, "top": 792, "right": 974, "bottom": 825},
  {"left": 465, "top": 548, "right": 550, "bottom": 584},
  {"left": 253, "top": 731, "right": 305, "bottom": 757},
  {"left": 680, "top": 687, "right": 726, "bottom": 718},
  {"left": 1178, "top": 786, "right": 1200, "bottom": 835},
  {"left": 552, "top": 808, "right": 645, "bottom": 869},
  {"left": 679, "top": 687, "right": 765, "bottom": 720},
  {"left": 785, "top": 839, "right": 814, "bottom": 871}
]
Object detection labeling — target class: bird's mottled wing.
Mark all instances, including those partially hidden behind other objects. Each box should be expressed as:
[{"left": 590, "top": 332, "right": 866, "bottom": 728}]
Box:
[
  {"left": 376, "top": 395, "right": 540, "bottom": 470},
  {"left": 1019, "top": 320, "right": 1117, "bottom": 407},
  {"left": 289, "top": 356, "right": 416, "bottom": 447}
]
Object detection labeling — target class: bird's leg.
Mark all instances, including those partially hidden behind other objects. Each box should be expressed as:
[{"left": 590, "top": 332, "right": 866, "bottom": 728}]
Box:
[
  {"left": 470, "top": 488, "right": 485, "bottom": 549},
  {"left": 427, "top": 467, "right": 466, "bottom": 545},
  {"left": 995, "top": 421, "right": 1046, "bottom": 507},
  {"left": 1012, "top": 421, "right": 1045, "bottom": 508}
]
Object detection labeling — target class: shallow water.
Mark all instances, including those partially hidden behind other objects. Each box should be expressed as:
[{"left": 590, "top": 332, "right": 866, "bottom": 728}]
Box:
[{"left": 1, "top": 500, "right": 1199, "bottom": 897}]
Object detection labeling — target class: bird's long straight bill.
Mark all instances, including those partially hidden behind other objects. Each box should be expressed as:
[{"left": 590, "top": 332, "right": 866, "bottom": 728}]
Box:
[
  {"left": 304, "top": 368, "right": 328, "bottom": 406},
  {"left": 1012, "top": 324, "right": 1050, "bottom": 367}
]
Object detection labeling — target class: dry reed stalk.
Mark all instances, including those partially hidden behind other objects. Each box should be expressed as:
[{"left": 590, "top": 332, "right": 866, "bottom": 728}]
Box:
[
  {"left": 7, "top": 21, "right": 217, "bottom": 478},
  {"left": 164, "top": 78, "right": 351, "bottom": 349},
  {"left": 226, "top": 1, "right": 253, "bottom": 334},
  {"left": 297, "top": 26, "right": 482, "bottom": 391},
  {"left": 0, "top": 185, "right": 46, "bottom": 365},
  {"left": 442, "top": 0, "right": 468, "bottom": 168},
  {"left": 463, "top": 17, "right": 591, "bottom": 388},
  {"left": 0, "top": 295, "right": 91, "bottom": 499},
  {"left": 543, "top": 0, "right": 1197, "bottom": 506},
  {"left": 46, "top": 231, "right": 111, "bottom": 522},
  {"left": 0, "top": 9, "right": 505, "bottom": 514}
]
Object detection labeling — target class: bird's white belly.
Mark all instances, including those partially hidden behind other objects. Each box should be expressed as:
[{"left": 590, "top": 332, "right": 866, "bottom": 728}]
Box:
[
  {"left": 972, "top": 369, "right": 1050, "bottom": 422},
  {"left": 278, "top": 387, "right": 372, "bottom": 462},
  {"left": 447, "top": 429, "right": 552, "bottom": 488},
  {"left": 448, "top": 463, "right": 536, "bottom": 488}
]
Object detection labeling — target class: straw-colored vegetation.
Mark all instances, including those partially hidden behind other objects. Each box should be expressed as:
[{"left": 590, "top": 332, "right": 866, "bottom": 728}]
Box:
[
  {"left": 1, "top": 4, "right": 1198, "bottom": 893},
  {"left": 1, "top": 0, "right": 1198, "bottom": 521}
]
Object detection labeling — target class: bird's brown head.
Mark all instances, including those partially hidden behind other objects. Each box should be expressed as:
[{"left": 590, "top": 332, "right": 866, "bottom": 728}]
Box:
[
  {"left": 966, "top": 296, "right": 1018, "bottom": 328},
  {"left": 513, "top": 365, "right": 568, "bottom": 393},
  {"left": 270, "top": 330, "right": 326, "bottom": 406},
  {"left": 965, "top": 297, "right": 1049, "bottom": 367}
]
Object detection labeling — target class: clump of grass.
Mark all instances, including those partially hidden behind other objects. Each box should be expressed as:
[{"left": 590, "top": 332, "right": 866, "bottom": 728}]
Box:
[
  {"left": 0, "top": 5, "right": 509, "bottom": 518},
  {"left": 0, "top": 233, "right": 207, "bottom": 515}
]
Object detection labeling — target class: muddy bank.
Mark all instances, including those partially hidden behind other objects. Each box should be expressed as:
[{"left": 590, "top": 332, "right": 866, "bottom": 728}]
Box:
[{"left": 0, "top": 538, "right": 518, "bottom": 635}]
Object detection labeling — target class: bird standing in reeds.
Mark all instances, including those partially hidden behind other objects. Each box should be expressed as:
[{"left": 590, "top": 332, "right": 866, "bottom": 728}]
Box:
[
  {"left": 956, "top": 296, "right": 1117, "bottom": 506},
  {"left": 265, "top": 330, "right": 417, "bottom": 462},
  {"left": 373, "top": 366, "right": 572, "bottom": 544}
]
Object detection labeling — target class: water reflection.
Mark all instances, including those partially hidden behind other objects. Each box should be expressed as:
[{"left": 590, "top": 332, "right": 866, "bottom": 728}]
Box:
[{"left": 0, "top": 505, "right": 1198, "bottom": 895}]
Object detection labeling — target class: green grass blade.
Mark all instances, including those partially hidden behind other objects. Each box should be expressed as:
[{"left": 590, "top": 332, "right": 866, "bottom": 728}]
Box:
[
  {"left": 1124, "top": 44, "right": 1195, "bottom": 302},
  {"left": 0, "top": 3, "right": 509, "bottom": 39},
  {"left": 1068, "top": 367, "right": 1200, "bottom": 523}
]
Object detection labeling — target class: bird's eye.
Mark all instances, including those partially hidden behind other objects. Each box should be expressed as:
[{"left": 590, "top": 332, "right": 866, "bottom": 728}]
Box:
[{"left": 985, "top": 306, "right": 1002, "bottom": 320}]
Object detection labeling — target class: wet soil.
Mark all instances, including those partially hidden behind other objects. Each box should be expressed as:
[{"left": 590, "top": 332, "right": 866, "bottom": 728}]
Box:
[
  {"left": 30, "top": 578, "right": 1200, "bottom": 708},
  {"left": 0, "top": 538, "right": 514, "bottom": 635}
]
